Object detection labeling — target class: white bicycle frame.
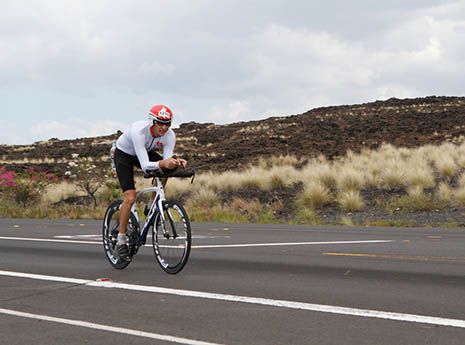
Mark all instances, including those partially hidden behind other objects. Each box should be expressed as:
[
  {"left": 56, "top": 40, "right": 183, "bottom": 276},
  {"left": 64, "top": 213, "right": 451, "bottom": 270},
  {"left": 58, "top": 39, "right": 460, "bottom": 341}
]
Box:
[{"left": 127, "top": 176, "right": 168, "bottom": 244}]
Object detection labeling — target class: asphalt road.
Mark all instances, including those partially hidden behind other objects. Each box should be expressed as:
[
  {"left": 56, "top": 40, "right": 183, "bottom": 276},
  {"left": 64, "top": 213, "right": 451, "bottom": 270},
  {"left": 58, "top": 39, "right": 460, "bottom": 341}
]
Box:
[{"left": 0, "top": 218, "right": 464, "bottom": 345}]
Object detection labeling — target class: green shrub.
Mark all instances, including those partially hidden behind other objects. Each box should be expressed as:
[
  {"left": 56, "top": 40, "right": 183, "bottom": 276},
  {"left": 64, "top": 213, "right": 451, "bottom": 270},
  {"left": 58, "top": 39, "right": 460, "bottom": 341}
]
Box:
[
  {"left": 293, "top": 206, "right": 321, "bottom": 224},
  {"left": 386, "top": 193, "right": 444, "bottom": 213}
]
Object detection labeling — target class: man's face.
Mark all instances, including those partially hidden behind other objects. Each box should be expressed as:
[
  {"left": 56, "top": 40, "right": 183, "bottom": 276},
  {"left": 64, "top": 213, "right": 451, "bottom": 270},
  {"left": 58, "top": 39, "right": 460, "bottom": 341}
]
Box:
[{"left": 153, "top": 121, "right": 171, "bottom": 136}]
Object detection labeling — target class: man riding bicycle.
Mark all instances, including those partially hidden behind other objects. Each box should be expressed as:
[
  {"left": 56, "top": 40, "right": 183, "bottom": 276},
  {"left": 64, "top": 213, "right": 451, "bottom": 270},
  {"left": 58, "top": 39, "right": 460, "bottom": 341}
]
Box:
[{"left": 113, "top": 104, "right": 187, "bottom": 261}]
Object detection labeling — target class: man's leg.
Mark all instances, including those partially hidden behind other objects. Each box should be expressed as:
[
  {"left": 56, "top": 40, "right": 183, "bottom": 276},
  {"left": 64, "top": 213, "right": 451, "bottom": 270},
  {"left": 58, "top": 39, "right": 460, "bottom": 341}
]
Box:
[
  {"left": 117, "top": 189, "right": 136, "bottom": 260},
  {"left": 119, "top": 189, "right": 136, "bottom": 235}
]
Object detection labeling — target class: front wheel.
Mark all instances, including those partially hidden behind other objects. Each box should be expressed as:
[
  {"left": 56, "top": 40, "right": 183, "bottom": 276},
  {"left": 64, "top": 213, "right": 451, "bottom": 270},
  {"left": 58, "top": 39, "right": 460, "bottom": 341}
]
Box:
[
  {"left": 102, "top": 200, "right": 138, "bottom": 269},
  {"left": 152, "top": 200, "right": 192, "bottom": 274}
]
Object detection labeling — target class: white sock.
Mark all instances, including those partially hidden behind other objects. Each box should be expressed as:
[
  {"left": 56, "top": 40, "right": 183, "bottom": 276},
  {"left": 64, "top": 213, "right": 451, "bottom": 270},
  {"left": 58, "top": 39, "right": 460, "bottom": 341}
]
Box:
[{"left": 117, "top": 234, "right": 127, "bottom": 245}]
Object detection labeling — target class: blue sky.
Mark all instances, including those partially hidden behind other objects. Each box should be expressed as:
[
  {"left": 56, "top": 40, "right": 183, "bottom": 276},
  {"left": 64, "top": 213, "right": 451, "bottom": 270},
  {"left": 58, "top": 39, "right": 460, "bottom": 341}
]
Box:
[{"left": 1, "top": 0, "right": 464, "bottom": 144}]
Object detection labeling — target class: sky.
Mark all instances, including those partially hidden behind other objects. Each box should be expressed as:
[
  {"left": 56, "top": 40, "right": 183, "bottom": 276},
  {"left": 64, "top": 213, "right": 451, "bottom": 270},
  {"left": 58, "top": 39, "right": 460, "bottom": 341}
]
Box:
[{"left": 1, "top": 0, "right": 464, "bottom": 145}]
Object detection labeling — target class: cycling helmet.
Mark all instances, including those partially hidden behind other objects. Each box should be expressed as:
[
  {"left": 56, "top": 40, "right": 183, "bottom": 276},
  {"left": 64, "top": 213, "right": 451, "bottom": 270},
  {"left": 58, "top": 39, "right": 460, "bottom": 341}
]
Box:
[{"left": 148, "top": 104, "right": 173, "bottom": 123}]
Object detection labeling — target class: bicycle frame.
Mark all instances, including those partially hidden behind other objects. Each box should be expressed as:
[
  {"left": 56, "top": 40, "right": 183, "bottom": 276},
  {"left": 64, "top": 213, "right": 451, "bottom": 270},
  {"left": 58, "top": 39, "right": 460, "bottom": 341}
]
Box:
[{"left": 127, "top": 176, "right": 167, "bottom": 245}]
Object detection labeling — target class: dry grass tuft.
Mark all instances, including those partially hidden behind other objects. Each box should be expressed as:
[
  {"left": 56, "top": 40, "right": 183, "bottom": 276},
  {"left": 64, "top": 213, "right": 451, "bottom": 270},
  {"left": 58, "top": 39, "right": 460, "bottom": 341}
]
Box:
[
  {"left": 340, "top": 216, "right": 355, "bottom": 227},
  {"left": 378, "top": 165, "right": 406, "bottom": 189},
  {"left": 165, "top": 177, "right": 193, "bottom": 199},
  {"left": 453, "top": 186, "right": 465, "bottom": 207},
  {"left": 437, "top": 182, "right": 452, "bottom": 202},
  {"left": 404, "top": 161, "right": 435, "bottom": 190},
  {"left": 434, "top": 155, "right": 458, "bottom": 178},
  {"left": 297, "top": 181, "right": 331, "bottom": 209},
  {"left": 336, "top": 168, "right": 365, "bottom": 191},
  {"left": 229, "top": 197, "right": 263, "bottom": 221},
  {"left": 337, "top": 190, "right": 365, "bottom": 212},
  {"left": 406, "top": 185, "right": 424, "bottom": 197},
  {"left": 294, "top": 206, "right": 320, "bottom": 224},
  {"left": 300, "top": 162, "right": 338, "bottom": 190},
  {"left": 457, "top": 173, "right": 465, "bottom": 188},
  {"left": 258, "top": 154, "right": 300, "bottom": 168},
  {"left": 185, "top": 188, "right": 219, "bottom": 210}
]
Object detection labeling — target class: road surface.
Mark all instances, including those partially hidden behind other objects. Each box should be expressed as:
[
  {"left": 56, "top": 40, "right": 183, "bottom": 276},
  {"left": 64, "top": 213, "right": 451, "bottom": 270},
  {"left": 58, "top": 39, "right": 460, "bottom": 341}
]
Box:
[{"left": 0, "top": 219, "right": 464, "bottom": 344}]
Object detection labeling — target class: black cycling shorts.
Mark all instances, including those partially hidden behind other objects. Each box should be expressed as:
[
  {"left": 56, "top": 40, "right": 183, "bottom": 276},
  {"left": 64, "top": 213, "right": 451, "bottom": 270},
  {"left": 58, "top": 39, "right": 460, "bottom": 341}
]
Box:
[{"left": 114, "top": 148, "right": 163, "bottom": 192}]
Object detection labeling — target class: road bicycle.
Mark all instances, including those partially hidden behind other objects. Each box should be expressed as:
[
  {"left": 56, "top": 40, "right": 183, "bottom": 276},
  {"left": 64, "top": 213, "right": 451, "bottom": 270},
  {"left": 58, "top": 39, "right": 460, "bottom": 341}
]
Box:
[{"left": 102, "top": 168, "right": 195, "bottom": 274}]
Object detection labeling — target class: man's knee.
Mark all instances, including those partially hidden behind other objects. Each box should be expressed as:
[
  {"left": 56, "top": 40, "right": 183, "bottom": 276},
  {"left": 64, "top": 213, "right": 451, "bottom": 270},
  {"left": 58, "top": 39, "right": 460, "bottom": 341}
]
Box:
[{"left": 123, "top": 190, "right": 137, "bottom": 205}]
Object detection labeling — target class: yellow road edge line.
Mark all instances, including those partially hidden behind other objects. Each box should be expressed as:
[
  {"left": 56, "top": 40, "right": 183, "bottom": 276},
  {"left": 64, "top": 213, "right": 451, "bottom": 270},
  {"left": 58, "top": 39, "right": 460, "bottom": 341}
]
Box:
[{"left": 323, "top": 252, "right": 465, "bottom": 262}]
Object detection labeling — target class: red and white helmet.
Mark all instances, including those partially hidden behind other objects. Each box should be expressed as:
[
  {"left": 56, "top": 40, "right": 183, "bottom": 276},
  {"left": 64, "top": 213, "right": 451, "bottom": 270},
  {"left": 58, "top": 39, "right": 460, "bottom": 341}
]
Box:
[{"left": 148, "top": 104, "right": 173, "bottom": 123}]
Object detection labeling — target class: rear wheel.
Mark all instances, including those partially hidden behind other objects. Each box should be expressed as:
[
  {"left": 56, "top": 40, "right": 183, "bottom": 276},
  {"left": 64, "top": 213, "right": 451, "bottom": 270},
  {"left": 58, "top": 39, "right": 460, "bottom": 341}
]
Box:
[
  {"left": 102, "top": 200, "right": 138, "bottom": 269},
  {"left": 152, "top": 200, "right": 191, "bottom": 274}
]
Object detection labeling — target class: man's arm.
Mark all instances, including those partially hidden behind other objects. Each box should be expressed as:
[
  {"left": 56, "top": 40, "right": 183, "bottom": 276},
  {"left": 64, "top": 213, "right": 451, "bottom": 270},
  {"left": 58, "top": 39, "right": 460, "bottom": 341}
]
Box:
[{"left": 131, "top": 128, "right": 160, "bottom": 172}]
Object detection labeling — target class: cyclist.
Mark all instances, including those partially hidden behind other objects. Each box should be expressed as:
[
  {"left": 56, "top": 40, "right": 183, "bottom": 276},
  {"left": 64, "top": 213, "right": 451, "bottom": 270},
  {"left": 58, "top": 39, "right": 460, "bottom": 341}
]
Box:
[{"left": 113, "top": 104, "right": 187, "bottom": 261}]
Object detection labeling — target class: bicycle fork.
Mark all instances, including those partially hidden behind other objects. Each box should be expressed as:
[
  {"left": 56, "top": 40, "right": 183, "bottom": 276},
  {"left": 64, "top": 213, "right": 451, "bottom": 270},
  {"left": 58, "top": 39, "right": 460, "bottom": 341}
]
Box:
[{"left": 155, "top": 196, "right": 178, "bottom": 239}]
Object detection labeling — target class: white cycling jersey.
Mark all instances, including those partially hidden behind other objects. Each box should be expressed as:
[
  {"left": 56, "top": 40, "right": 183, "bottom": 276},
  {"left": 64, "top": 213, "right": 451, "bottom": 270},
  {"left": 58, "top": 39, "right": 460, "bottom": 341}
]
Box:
[{"left": 115, "top": 120, "right": 176, "bottom": 171}]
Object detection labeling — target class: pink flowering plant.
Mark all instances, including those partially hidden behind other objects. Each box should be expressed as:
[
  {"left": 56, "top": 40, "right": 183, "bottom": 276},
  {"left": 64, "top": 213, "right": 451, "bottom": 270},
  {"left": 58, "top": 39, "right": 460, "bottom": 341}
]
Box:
[
  {"left": 0, "top": 168, "right": 17, "bottom": 188},
  {"left": 0, "top": 166, "right": 59, "bottom": 207}
]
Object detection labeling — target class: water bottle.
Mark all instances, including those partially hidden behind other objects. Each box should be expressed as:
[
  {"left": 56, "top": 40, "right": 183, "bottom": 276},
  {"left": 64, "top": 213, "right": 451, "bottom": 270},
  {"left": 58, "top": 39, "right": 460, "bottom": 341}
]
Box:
[{"left": 110, "top": 141, "right": 116, "bottom": 169}]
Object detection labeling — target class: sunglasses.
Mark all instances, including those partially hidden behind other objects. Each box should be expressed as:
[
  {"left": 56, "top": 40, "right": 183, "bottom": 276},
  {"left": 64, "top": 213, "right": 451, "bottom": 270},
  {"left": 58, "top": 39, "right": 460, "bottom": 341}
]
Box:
[{"left": 155, "top": 120, "right": 171, "bottom": 127}]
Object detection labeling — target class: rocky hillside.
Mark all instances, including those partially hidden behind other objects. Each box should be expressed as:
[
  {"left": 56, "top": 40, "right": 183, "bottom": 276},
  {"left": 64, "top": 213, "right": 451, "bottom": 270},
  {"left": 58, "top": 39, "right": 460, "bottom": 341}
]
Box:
[{"left": 1, "top": 96, "right": 465, "bottom": 176}]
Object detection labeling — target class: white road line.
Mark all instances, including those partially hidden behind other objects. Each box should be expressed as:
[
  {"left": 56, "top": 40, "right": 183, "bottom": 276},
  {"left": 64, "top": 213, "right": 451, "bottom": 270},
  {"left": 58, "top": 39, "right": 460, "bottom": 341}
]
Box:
[
  {"left": 0, "top": 236, "right": 393, "bottom": 248},
  {"left": 54, "top": 235, "right": 230, "bottom": 240},
  {"left": 0, "top": 308, "right": 224, "bottom": 345},
  {"left": 0, "top": 236, "right": 100, "bottom": 245},
  {"left": 54, "top": 235, "right": 101, "bottom": 239},
  {"left": 0, "top": 270, "right": 464, "bottom": 329},
  {"left": 191, "top": 240, "right": 394, "bottom": 249}
]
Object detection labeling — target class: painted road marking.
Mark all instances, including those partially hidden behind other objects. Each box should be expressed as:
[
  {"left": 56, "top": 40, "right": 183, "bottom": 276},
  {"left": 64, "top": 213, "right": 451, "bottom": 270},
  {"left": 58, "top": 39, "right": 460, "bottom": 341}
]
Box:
[
  {"left": 0, "top": 270, "right": 464, "bottom": 329},
  {"left": 0, "top": 236, "right": 393, "bottom": 249},
  {"left": 54, "top": 235, "right": 231, "bottom": 240},
  {"left": 0, "top": 236, "right": 101, "bottom": 245},
  {"left": 426, "top": 236, "right": 443, "bottom": 240},
  {"left": 54, "top": 235, "right": 101, "bottom": 239},
  {"left": 191, "top": 240, "right": 393, "bottom": 249},
  {"left": 323, "top": 252, "right": 465, "bottom": 263},
  {"left": 0, "top": 308, "right": 223, "bottom": 345}
]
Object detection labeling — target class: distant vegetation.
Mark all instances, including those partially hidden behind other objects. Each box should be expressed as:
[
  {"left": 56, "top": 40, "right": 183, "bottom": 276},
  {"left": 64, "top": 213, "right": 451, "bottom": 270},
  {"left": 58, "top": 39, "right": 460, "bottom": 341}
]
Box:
[{"left": 1, "top": 141, "right": 465, "bottom": 227}]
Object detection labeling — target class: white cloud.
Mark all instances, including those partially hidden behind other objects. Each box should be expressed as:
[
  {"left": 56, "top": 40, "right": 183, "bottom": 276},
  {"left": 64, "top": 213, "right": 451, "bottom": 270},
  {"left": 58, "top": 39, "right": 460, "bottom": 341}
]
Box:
[
  {"left": 238, "top": 2, "right": 465, "bottom": 112},
  {"left": 0, "top": 1, "right": 464, "bottom": 144}
]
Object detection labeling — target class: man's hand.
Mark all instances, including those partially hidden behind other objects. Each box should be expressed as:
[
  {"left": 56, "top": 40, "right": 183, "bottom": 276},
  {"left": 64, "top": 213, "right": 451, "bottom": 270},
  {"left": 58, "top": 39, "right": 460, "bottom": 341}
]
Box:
[
  {"left": 159, "top": 158, "right": 179, "bottom": 170},
  {"left": 176, "top": 158, "right": 187, "bottom": 168},
  {"left": 158, "top": 157, "right": 188, "bottom": 170}
]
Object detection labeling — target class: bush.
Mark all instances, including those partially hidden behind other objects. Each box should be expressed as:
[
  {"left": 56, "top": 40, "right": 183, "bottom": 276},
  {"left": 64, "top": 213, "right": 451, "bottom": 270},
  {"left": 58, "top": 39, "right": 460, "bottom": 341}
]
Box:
[
  {"left": 386, "top": 193, "right": 444, "bottom": 213},
  {"left": 0, "top": 167, "right": 59, "bottom": 207}
]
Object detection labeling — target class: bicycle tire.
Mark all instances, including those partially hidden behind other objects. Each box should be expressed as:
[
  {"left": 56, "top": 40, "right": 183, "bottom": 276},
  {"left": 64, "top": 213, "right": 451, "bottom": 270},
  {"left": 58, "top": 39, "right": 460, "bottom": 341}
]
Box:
[
  {"left": 152, "top": 200, "right": 191, "bottom": 274},
  {"left": 102, "top": 199, "right": 138, "bottom": 269}
]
